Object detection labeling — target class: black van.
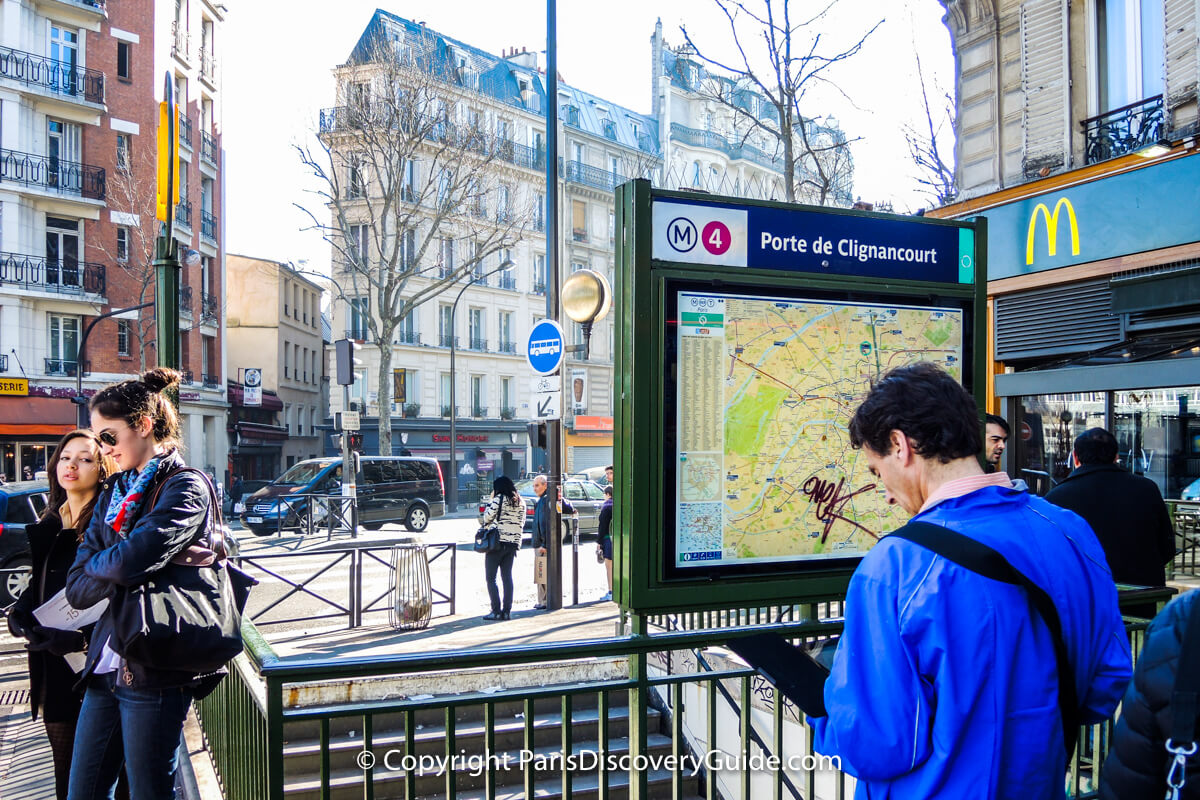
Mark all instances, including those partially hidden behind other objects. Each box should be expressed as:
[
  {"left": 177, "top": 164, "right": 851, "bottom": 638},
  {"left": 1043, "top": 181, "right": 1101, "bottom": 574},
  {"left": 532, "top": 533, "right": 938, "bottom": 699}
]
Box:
[{"left": 240, "top": 457, "right": 445, "bottom": 536}]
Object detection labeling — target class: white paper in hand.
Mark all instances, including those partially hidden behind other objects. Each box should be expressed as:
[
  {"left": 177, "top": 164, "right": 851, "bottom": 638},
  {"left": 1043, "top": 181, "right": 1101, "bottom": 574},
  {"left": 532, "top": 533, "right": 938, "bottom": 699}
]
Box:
[{"left": 33, "top": 589, "right": 108, "bottom": 673}]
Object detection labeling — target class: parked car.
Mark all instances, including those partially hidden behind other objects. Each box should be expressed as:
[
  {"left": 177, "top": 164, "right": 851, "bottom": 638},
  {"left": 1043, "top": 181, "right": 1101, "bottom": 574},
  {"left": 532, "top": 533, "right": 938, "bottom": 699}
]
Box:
[
  {"left": 478, "top": 478, "right": 608, "bottom": 541},
  {"left": 0, "top": 480, "right": 50, "bottom": 607},
  {"left": 574, "top": 466, "right": 611, "bottom": 485},
  {"left": 1182, "top": 477, "right": 1200, "bottom": 501},
  {"left": 241, "top": 457, "right": 445, "bottom": 536}
]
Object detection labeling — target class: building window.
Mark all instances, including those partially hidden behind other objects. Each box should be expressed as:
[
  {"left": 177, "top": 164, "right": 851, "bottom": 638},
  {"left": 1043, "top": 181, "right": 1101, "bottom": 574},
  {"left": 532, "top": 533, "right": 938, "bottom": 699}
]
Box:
[
  {"left": 497, "top": 184, "right": 510, "bottom": 222},
  {"left": 440, "top": 373, "right": 452, "bottom": 414},
  {"left": 471, "top": 375, "right": 485, "bottom": 416},
  {"left": 117, "top": 41, "right": 132, "bottom": 81},
  {"left": 347, "top": 155, "right": 366, "bottom": 198},
  {"left": 1096, "top": 0, "right": 1165, "bottom": 112},
  {"left": 500, "top": 377, "right": 512, "bottom": 415},
  {"left": 347, "top": 224, "right": 368, "bottom": 270},
  {"left": 400, "top": 227, "right": 416, "bottom": 270},
  {"left": 116, "top": 226, "right": 130, "bottom": 262},
  {"left": 117, "top": 320, "right": 130, "bottom": 356},
  {"left": 48, "top": 314, "right": 79, "bottom": 372},
  {"left": 116, "top": 134, "right": 131, "bottom": 171},
  {"left": 572, "top": 200, "right": 587, "bottom": 241},
  {"left": 401, "top": 158, "right": 417, "bottom": 202},
  {"left": 349, "top": 296, "right": 369, "bottom": 340},
  {"left": 468, "top": 308, "right": 485, "bottom": 350},
  {"left": 439, "top": 304, "right": 454, "bottom": 348},
  {"left": 498, "top": 311, "right": 512, "bottom": 351}
]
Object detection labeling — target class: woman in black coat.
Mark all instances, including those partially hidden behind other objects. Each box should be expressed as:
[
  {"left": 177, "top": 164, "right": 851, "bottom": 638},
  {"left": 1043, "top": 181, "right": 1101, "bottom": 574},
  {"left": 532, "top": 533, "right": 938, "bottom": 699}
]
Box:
[
  {"left": 1099, "top": 588, "right": 1200, "bottom": 798},
  {"left": 6, "top": 430, "right": 118, "bottom": 800}
]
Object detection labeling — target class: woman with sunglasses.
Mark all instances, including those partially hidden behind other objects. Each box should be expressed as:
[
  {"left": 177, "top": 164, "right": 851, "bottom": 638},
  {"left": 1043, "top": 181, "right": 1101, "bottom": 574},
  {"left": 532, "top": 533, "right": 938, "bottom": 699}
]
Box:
[
  {"left": 65, "top": 368, "right": 223, "bottom": 800},
  {"left": 6, "top": 430, "right": 122, "bottom": 800}
]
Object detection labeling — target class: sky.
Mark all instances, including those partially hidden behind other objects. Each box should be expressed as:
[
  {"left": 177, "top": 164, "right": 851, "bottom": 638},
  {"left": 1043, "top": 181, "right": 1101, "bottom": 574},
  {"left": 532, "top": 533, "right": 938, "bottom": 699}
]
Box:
[{"left": 221, "top": 0, "right": 955, "bottom": 275}]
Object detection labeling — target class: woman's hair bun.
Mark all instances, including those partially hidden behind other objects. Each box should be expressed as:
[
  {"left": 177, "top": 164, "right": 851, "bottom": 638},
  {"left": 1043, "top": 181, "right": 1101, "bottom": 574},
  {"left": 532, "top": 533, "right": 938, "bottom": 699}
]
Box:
[{"left": 141, "top": 367, "right": 182, "bottom": 394}]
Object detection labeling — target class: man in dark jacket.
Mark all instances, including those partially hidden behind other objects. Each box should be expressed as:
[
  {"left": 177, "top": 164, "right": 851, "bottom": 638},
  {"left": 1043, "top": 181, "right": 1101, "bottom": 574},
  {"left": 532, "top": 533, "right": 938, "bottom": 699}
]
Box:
[
  {"left": 1099, "top": 588, "right": 1200, "bottom": 798},
  {"left": 1046, "top": 427, "right": 1175, "bottom": 618},
  {"left": 530, "top": 475, "right": 574, "bottom": 609}
]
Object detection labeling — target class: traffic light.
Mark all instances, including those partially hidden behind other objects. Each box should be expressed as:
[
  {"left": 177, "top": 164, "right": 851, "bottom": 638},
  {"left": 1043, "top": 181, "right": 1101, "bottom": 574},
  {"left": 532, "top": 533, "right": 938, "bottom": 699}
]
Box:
[
  {"left": 527, "top": 422, "right": 547, "bottom": 450},
  {"left": 335, "top": 338, "right": 362, "bottom": 386},
  {"left": 347, "top": 432, "right": 364, "bottom": 452}
]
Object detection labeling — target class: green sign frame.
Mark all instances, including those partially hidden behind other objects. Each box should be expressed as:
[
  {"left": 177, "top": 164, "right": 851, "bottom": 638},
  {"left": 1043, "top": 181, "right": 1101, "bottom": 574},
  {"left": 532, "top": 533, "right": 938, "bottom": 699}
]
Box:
[{"left": 613, "top": 180, "right": 987, "bottom": 614}]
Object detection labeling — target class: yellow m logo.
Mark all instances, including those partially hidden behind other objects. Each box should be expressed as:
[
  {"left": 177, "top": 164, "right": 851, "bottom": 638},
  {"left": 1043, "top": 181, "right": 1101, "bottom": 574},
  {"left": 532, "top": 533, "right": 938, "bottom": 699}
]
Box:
[{"left": 1026, "top": 198, "right": 1080, "bottom": 265}]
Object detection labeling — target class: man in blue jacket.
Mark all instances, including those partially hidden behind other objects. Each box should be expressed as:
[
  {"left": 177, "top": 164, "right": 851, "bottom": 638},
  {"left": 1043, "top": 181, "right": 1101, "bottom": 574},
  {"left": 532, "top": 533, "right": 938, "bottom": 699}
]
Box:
[{"left": 810, "top": 363, "right": 1131, "bottom": 798}]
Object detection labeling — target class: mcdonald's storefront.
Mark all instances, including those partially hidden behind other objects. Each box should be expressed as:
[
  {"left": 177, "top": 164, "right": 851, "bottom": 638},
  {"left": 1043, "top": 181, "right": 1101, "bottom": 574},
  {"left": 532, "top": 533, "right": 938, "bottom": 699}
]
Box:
[{"left": 938, "top": 148, "right": 1200, "bottom": 498}]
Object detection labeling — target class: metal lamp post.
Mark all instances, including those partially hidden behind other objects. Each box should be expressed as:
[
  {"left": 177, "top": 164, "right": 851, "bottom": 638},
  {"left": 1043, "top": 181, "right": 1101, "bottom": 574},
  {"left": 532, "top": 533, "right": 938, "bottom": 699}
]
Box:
[
  {"left": 446, "top": 258, "right": 515, "bottom": 512},
  {"left": 72, "top": 301, "right": 155, "bottom": 427}
]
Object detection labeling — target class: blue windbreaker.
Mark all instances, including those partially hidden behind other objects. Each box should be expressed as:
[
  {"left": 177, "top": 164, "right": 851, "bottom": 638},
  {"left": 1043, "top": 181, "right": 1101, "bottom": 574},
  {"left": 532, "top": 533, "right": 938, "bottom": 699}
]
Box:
[{"left": 810, "top": 485, "right": 1132, "bottom": 799}]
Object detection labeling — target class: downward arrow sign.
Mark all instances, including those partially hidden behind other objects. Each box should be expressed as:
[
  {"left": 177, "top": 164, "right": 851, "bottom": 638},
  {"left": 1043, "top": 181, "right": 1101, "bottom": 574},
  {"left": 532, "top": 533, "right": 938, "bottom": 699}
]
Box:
[{"left": 537, "top": 395, "right": 554, "bottom": 417}]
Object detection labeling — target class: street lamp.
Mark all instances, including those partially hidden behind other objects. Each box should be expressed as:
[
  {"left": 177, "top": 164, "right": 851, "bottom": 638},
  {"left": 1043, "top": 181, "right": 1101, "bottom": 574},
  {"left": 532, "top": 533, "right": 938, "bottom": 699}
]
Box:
[
  {"left": 561, "top": 268, "right": 612, "bottom": 360},
  {"left": 446, "top": 258, "right": 515, "bottom": 511},
  {"left": 72, "top": 301, "right": 155, "bottom": 427}
]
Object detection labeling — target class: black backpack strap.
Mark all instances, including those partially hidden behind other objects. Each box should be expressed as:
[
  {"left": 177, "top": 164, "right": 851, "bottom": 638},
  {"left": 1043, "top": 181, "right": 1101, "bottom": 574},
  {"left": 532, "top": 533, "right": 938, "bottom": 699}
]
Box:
[
  {"left": 888, "top": 520, "right": 1080, "bottom": 757},
  {"left": 1168, "top": 596, "right": 1200, "bottom": 759}
]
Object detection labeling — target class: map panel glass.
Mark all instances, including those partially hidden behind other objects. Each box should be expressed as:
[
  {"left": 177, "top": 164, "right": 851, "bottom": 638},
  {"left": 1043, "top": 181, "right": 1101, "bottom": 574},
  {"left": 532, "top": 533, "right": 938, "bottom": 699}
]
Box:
[{"left": 674, "top": 290, "right": 965, "bottom": 569}]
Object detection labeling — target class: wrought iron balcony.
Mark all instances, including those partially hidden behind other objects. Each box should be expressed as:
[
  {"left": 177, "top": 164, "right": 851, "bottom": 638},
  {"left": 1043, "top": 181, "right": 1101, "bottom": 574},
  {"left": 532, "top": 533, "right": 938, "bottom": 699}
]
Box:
[
  {"left": 500, "top": 406, "right": 517, "bottom": 420},
  {"left": 202, "top": 372, "right": 220, "bottom": 389},
  {"left": 498, "top": 340, "right": 516, "bottom": 354},
  {"left": 175, "top": 198, "right": 192, "bottom": 228},
  {"left": 201, "top": 210, "right": 217, "bottom": 242},
  {"left": 178, "top": 112, "right": 193, "bottom": 150},
  {"left": 180, "top": 370, "right": 194, "bottom": 385},
  {"left": 471, "top": 272, "right": 489, "bottom": 287},
  {"left": 1082, "top": 95, "right": 1166, "bottom": 165},
  {"left": 0, "top": 148, "right": 105, "bottom": 200},
  {"left": 532, "top": 281, "right": 546, "bottom": 296},
  {"left": 497, "top": 274, "right": 517, "bottom": 291},
  {"left": 438, "top": 334, "right": 458, "bottom": 348},
  {"left": 45, "top": 358, "right": 77, "bottom": 377},
  {"left": 468, "top": 337, "right": 488, "bottom": 352},
  {"left": 0, "top": 46, "right": 105, "bottom": 105},
  {"left": 471, "top": 406, "right": 488, "bottom": 419},
  {"left": 668, "top": 123, "right": 779, "bottom": 172},
  {"left": 201, "top": 291, "right": 218, "bottom": 322},
  {"left": 171, "top": 22, "right": 189, "bottom": 62},
  {"left": 0, "top": 251, "right": 105, "bottom": 295},
  {"left": 200, "top": 50, "right": 217, "bottom": 84},
  {"left": 563, "top": 159, "right": 621, "bottom": 193},
  {"left": 345, "top": 327, "right": 369, "bottom": 341},
  {"left": 572, "top": 228, "right": 588, "bottom": 242},
  {"left": 179, "top": 285, "right": 193, "bottom": 316},
  {"left": 200, "top": 131, "right": 218, "bottom": 166},
  {"left": 395, "top": 330, "right": 421, "bottom": 345}
]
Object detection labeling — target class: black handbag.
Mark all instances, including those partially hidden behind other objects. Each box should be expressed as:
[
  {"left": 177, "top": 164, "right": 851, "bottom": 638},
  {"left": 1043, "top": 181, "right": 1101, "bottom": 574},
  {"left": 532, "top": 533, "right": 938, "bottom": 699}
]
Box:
[
  {"left": 110, "top": 467, "right": 257, "bottom": 674},
  {"left": 474, "top": 525, "right": 501, "bottom": 553}
]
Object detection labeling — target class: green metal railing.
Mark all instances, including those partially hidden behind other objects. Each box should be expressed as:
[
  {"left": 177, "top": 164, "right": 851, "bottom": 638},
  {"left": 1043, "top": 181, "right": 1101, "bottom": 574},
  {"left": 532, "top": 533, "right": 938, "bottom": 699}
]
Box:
[
  {"left": 1167, "top": 500, "right": 1200, "bottom": 578},
  {"left": 195, "top": 587, "right": 1168, "bottom": 800}
]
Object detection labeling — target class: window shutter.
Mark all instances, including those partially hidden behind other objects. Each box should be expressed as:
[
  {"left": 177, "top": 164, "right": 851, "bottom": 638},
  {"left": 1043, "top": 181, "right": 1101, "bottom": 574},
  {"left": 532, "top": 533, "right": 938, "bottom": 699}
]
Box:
[
  {"left": 1165, "top": 0, "right": 1197, "bottom": 127},
  {"left": 995, "top": 279, "right": 1122, "bottom": 361},
  {"left": 1021, "top": 0, "right": 1068, "bottom": 177}
]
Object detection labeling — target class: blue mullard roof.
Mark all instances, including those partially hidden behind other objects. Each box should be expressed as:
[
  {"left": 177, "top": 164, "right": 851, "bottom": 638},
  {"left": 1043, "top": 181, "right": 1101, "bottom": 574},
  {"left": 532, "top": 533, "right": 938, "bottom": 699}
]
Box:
[{"left": 351, "top": 10, "right": 661, "bottom": 157}]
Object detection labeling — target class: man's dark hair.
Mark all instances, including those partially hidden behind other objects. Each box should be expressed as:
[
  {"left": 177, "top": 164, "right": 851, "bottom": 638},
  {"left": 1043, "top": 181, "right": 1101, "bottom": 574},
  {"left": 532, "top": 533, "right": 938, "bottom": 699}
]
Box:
[
  {"left": 1073, "top": 427, "right": 1119, "bottom": 466},
  {"left": 849, "top": 362, "right": 982, "bottom": 463},
  {"left": 985, "top": 414, "right": 1009, "bottom": 435}
]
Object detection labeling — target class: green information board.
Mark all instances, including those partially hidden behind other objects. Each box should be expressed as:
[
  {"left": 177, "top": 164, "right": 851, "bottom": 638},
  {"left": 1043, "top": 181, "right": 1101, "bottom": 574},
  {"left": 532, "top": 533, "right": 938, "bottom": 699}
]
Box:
[{"left": 613, "top": 180, "right": 986, "bottom": 614}]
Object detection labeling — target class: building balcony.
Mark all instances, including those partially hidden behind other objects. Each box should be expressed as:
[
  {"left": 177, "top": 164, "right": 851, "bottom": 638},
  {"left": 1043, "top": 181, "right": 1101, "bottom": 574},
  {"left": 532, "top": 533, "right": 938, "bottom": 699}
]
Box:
[
  {"left": 0, "top": 46, "right": 105, "bottom": 106},
  {"left": 1082, "top": 95, "right": 1166, "bottom": 165},
  {"left": 178, "top": 112, "right": 193, "bottom": 150},
  {"left": 202, "top": 372, "right": 220, "bottom": 389},
  {"left": 497, "top": 274, "right": 517, "bottom": 291},
  {"left": 438, "top": 334, "right": 458, "bottom": 348},
  {"left": 179, "top": 285, "right": 193, "bottom": 316},
  {"left": 200, "top": 131, "right": 218, "bottom": 167},
  {"left": 200, "top": 291, "right": 218, "bottom": 322},
  {"left": 201, "top": 210, "right": 217, "bottom": 242},
  {"left": 0, "top": 148, "right": 105, "bottom": 200},
  {"left": 500, "top": 406, "right": 516, "bottom": 420},
  {"left": 563, "top": 159, "right": 621, "bottom": 193},
  {"left": 45, "top": 358, "right": 77, "bottom": 377},
  {"left": 175, "top": 198, "right": 192, "bottom": 229},
  {"left": 180, "top": 370, "right": 194, "bottom": 385},
  {"left": 171, "top": 22, "right": 190, "bottom": 63},
  {"left": 345, "top": 327, "right": 369, "bottom": 341},
  {"left": 669, "top": 122, "right": 780, "bottom": 172},
  {"left": 0, "top": 251, "right": 105, "bottom": 296},
  {"left": 468, "top": 336, "right": 488, "bottom": 352},
  {"left": 440, "top": 405, "right": 459, "bottom": 418},
  {"left": 532, "top": 281, "right": 546, "bottom": 296},
  {"left": 395, "top": 330, "right": 420, "bottom": 345},
  {"left": 471, "top": 406, "right": 488, "bottom": 419},
  {"left": 498, "top": 340, "right": 516, "bottom": 354},
  {"left": 471, "top": 272, "right": 489, "bottom": 288},
  {"left": 199, "top": 50, "right": 217, "bottom": 87}
]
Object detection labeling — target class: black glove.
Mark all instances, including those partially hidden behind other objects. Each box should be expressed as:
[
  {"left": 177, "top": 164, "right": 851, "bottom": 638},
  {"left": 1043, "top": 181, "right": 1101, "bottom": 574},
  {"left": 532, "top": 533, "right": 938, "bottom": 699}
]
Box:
[
  {"left": 26, "top": 626, "right": 86, "bottom": 657},
  {"left": 6, "top": 606, "right": 34, "bottom": 639}
]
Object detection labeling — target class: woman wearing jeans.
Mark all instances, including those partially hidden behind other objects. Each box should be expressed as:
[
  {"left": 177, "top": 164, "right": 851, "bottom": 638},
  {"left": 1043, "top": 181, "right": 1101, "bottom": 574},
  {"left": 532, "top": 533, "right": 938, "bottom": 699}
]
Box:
[
  {"left": 65, "top": 368, "right": 224, "bottom": 800},
  {"left": 478, "top": 476, "right": 526, "bottom": 620}
]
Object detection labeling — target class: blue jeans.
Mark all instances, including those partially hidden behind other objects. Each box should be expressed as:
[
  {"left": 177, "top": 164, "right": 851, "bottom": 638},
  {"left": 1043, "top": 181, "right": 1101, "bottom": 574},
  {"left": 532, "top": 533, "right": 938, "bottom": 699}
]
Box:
[{"left": 67, "top": 676, "right": 192, "bottom": 800}]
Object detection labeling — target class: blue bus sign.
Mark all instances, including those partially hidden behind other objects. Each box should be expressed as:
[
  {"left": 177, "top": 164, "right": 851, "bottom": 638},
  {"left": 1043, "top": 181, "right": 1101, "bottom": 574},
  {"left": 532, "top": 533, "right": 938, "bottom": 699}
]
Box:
[{"left": 526, "top": 319, "right": 565, "bottom": 376}]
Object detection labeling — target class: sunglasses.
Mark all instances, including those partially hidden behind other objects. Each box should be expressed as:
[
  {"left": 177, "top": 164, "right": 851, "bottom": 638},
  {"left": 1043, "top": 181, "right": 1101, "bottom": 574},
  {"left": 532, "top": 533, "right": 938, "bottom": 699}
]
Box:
[{"left": 97, "top": 426, "right": 129, "bottom": 447}]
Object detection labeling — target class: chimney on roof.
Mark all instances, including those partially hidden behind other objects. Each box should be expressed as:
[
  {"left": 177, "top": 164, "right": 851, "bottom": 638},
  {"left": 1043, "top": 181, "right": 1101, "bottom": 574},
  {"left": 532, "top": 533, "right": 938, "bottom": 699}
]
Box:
[{"left": 509, "top": 47, "right": 539, "bottom": 71}]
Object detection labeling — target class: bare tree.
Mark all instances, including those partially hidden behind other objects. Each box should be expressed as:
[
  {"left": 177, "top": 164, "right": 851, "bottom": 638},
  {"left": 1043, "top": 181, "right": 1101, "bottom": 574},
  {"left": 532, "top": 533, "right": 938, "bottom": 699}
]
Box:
[
  {"left": 298, "top": 32, "right": 530, "bottom": 455},
  {"left": 904, "top": 49, "right": 957, "bottom": 206},
  {"left": 679, "top": 0, "right": 879, "bottom": 205}
]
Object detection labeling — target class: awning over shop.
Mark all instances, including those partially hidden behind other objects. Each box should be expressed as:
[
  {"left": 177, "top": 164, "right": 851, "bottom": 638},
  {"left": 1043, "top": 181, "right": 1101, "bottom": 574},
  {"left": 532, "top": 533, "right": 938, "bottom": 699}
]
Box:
[{"left": 0, "top": 397, "right": 77, "bottom": 436}]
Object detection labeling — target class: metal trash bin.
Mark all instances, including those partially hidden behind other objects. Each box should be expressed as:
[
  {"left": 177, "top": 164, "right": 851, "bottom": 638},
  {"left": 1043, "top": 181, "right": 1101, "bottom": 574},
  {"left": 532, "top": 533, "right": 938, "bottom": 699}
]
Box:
[{"left": 390, "top": 538, "right": 432, "bottom": 630}]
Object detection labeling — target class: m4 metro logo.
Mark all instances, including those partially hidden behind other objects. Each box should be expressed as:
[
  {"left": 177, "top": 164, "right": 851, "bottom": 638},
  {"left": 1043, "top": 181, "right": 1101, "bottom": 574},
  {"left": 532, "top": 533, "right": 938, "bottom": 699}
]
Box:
[
  {"left": 652, "top": 201, "right": 748, "bottom": 267},
  {"left": 1026, "top": 197, "right": 1080, "bottom": 266}
]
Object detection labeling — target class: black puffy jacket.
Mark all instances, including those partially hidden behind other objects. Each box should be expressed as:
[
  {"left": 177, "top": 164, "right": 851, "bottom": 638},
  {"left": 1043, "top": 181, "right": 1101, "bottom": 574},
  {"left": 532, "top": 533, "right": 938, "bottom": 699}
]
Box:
[{"left": 1099, "top": 588, "right": 1200, "bottom": 799}]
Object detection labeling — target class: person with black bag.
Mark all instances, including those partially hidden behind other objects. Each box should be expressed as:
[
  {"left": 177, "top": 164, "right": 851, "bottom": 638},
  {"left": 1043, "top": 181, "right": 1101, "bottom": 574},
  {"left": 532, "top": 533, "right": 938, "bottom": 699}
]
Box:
[
  {"left": 477, "top": 476, "right": 525, "bottom": 620},
  {"left": 5, "top": 430, "right": 126, "bottom": 800},
  {"left": 1100, "top": 588, "right": 1200, "bottom": 798},
  {"left": 64, "top": 368, "right": 237, "bottom": 800}
]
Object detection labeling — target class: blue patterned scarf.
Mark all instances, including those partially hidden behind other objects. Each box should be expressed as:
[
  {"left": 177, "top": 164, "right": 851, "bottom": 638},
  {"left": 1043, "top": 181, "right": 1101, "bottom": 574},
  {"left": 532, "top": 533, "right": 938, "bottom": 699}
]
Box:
[{"left": 103, "top": 455, "right": 164, "bottom": 538}]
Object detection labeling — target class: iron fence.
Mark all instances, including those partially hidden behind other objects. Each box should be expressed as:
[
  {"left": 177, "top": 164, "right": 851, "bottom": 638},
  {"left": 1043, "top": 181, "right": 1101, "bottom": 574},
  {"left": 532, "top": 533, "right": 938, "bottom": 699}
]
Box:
[
  {"left": 202, "top": 209, "right": 218, "bottom": 241},
  {"left": 1082, "top": 95, "right": 1165, "bottom": 165},
  {"left": 1168, "top": 500, "right": 1200, "bottom": 579},
  {"left": 0, "top": 148, "right": 106, "bottom": 200},
  {"left": 0, "top": 251, "right": 105, "bottom": 295},
  {"left": 179, "top": 111, "right": 194, "bottom": 149},
  {"left": 0, "top": 45, "right": 105, "bottom": 105}
]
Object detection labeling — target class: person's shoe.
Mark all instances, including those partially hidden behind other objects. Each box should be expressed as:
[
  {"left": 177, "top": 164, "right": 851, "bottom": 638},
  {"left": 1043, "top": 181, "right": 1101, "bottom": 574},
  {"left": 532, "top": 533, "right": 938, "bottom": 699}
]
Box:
[
  {"left": 601, "top": 592, "right": 612, "bottom": 601},
  {"left": 483, "top": 611, "right": 502, "bottom": 620},
  {"left": 533, "top": 603, "right": 547, "bottom": 610},
  {"left": 501, "top": 611, "right": 511, "bottom": 620}
]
